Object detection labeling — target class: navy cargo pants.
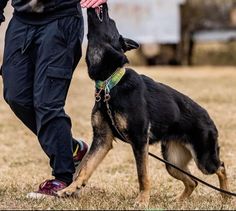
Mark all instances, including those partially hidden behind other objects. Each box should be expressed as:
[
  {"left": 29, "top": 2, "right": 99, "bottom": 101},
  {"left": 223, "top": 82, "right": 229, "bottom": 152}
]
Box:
[{"left": 1, "top": 15, "right": 84, "bottom": 184}]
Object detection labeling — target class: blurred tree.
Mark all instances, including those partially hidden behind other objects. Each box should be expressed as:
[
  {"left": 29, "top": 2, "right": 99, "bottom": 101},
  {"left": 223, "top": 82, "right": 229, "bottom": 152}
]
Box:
[{"left": 180, "top": 0, "right": 236, "bottom": 65}]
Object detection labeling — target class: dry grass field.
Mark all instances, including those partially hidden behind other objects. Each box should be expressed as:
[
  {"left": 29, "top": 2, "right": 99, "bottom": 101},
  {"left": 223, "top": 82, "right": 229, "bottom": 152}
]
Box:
[{"left": 0, "top": 65, "right": 236, "bottom": 210}]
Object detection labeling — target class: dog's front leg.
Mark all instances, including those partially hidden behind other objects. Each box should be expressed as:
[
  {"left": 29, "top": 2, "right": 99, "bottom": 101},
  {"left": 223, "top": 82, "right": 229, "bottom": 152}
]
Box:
[
  {"left": 131, "top": 138, "right": 150, "bottom": 207},
  {"left": 57, "top": 132, "right": 113, "bottom": 197},
  {"left": 58, "top": 112, "right": 114, "bottom": 197}
]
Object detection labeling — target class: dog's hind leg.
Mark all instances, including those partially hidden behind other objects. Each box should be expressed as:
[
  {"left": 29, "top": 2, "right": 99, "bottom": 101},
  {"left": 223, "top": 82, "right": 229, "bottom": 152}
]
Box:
[
  {"left": 131, "top": 136, "right": 150, "bottom": 207},
  {"left": 57, "top": 111, "right": 114, "bottom": 197},
  {"left": 161, "top": 141, "right": 198, "bottom": 200},
  {"left": 216, "top": 162, "right": 230, "bottom": 199}
]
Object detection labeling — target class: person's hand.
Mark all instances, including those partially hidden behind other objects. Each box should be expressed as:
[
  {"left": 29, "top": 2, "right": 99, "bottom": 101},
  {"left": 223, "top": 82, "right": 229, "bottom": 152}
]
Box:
[{"left": 80, "top": 0, "right": 107, "bottom": 8}]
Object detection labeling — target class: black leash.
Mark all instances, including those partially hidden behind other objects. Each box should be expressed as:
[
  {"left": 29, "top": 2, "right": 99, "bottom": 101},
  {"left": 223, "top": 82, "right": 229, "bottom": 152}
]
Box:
[
  {"left": 148, "top": 152, "right": 236, "bottom": 197},
  {"left": 99, "top": 96, "right": 236, "bottom": 197}
]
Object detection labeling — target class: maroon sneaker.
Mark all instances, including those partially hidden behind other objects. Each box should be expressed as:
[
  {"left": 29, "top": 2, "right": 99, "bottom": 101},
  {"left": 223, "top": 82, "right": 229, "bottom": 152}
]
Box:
[
  {"left": 73, "top": 140, "right": 89, "bottom": 167},
  {"left": 26, "top": 179, "right": 67, "bottom": 199}
]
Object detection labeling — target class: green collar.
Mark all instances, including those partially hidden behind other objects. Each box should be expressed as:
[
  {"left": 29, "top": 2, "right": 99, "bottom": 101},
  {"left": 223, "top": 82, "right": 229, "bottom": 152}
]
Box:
[{"left": 96, "top": 68, "right": 126, "bottom": 93}]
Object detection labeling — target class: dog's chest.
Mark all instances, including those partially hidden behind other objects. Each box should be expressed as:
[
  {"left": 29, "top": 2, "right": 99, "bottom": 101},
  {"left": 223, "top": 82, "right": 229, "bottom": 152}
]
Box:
[
  {"left": 113, "top": 112, "right": 128, "bottom": 131},
  {"left": 92, "top": 110, "right": 128, "bottom": 133}
]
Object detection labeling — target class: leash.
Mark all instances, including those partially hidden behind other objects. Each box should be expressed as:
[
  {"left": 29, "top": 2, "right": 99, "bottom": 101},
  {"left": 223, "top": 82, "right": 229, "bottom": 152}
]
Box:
[
  {"left": 94, "top": 72, "right": 236, "bottom": 197},
  {"left": 148, "top": 152, "right": 236, "bottom": 197}
]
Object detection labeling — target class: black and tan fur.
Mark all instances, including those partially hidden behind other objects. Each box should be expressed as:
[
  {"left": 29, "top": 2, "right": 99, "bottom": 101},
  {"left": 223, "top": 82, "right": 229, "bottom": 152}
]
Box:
[{"left": 58, "top": 4, "right": 229, "bottom": 206}]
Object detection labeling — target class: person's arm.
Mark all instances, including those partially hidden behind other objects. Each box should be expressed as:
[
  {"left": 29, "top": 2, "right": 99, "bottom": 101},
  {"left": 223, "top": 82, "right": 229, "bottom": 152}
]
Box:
[
  {"left": 0, "top": 0, "right": 9, "bottom": 25},
  {"left": 80, "top": 0, "right": 107, "bottom": 8}
]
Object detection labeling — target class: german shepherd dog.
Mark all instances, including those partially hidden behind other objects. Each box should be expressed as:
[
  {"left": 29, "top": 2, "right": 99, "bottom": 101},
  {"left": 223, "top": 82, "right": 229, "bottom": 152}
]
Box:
[{"left": 58, "top": 4, "right": 229, "bottom": 206}]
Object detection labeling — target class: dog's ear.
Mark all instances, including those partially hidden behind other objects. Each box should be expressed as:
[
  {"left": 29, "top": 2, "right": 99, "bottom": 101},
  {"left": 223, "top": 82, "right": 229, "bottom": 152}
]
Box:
[{"left": 119, "top": 36, "right": 139, "bottom": 52}]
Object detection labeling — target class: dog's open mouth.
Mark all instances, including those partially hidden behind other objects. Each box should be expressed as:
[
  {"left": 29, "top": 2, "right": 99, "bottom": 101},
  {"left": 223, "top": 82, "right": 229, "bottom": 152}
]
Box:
[{"left": 95, "top": 5, "right": 103, "bottom": 22}]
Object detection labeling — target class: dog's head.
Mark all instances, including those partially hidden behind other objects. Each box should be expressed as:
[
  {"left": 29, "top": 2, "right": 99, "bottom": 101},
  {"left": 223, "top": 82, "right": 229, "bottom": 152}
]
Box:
[{"left": 86, "top": 3, "right": 139, "bottom": 80}]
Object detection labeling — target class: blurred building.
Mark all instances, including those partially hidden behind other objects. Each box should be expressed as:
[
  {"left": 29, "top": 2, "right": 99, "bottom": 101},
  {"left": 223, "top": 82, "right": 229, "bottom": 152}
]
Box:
[
  {"left": 2, "top": 1, "right": 236, "bottom": 65},
  {"left": 109, "top": 0, "right": 185, "bottom": 65},
  {"left": 83, "top": 0, "right": 185, "bottom": 65},
  {"left": 96, "top": 0, "right": 236, "bottom": 66}
]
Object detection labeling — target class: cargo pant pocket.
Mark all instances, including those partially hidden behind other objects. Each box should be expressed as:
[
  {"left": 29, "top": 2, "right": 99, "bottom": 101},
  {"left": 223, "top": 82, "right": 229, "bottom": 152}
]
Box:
[{"left": 42, "top": 66, "right": 73, "bottom": 104}]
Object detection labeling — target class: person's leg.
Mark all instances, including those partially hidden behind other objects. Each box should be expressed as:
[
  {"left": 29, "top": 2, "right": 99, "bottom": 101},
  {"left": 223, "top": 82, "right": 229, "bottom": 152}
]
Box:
[
  {"left": 1, "top": 17, "right": 37, "bottom": 134},
  {"left": 1, "top": 16, "right": 87, "bottom": 199},
  {"left": 33, "top": 15, "right": 84, "bottom": 185},
  {"left": 1, "top": 17, "right": 86, "bottom": 157}
]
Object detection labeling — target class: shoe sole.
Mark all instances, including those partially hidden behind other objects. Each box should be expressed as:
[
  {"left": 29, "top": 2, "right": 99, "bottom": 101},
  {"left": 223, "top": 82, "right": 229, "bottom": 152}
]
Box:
[{"left": 26, "top": 192, "right": 55, "bottom": 199}]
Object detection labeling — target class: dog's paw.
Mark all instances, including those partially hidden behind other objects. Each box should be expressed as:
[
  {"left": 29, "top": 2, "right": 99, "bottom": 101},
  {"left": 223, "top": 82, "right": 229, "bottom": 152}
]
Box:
[
  {"left": 178, "top": 180, "right": 198, "bottom": 201},
  {"left": 57, "top": 185, "right": 80, "bottom": 198},
  {"left": 221, "top": 192, "right": 232, "bottom": 201},
  {"left": 134, "top": 192, "right": 150, "bottom": 208}
]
